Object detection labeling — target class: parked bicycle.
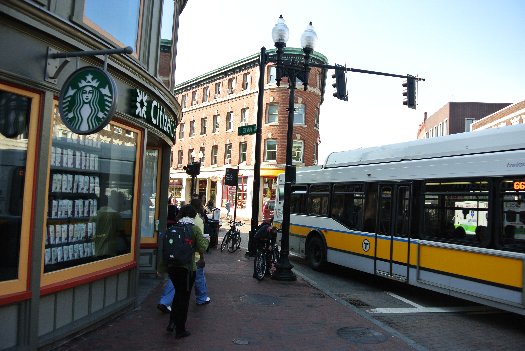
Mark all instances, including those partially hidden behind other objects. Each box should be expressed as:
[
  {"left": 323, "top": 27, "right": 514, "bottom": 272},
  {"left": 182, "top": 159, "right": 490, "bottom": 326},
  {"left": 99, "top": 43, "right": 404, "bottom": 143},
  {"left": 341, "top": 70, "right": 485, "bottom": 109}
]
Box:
[
  {"left": 220, "top": 220, "right": 242, "bottom": 253},
  {"left": 254, "top": 233, "right": 280, "bottom": 280}
]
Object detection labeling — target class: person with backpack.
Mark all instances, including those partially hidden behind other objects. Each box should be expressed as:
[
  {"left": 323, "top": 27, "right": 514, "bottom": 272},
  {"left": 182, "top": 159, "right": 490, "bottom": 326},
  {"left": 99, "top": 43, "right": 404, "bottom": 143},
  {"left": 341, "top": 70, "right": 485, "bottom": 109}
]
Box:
[
  {"left": 190, "top": 198, "right": 212, "bottom": 305},
  {"left": 162, "top": 204, "right": 208, "bottom": 338}
]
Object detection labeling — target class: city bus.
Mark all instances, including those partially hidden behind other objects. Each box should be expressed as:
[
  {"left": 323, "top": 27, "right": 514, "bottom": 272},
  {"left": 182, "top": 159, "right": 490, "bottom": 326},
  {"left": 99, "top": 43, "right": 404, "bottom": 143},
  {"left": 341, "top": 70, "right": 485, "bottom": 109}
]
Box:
[{"left": 274, "top": 124, "right": 525, "bottom": 315}]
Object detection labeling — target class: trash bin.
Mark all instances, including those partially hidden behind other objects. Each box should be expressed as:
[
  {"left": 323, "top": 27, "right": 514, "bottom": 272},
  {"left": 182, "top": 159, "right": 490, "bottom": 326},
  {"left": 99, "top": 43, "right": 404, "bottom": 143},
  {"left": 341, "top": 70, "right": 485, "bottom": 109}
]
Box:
[{"left": 205, "top": 218, "right": 220, "bottom": 249}]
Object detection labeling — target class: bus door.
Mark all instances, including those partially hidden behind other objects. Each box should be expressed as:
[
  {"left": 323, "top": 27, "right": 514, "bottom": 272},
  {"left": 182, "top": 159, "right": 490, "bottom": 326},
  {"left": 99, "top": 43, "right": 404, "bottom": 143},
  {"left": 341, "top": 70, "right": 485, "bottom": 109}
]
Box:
[{"left": 375, "top": 183, "right": 411, "bottom": 281}]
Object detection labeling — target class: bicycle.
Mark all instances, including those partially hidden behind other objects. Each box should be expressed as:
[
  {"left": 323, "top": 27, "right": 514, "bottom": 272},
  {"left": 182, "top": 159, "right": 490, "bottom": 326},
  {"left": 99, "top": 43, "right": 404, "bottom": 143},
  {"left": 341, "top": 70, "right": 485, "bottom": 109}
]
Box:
[
  {"left": 220, "top": 220, "right": 243, "bottom": 253},
  {"left": 254, "top": 238, "right": 280, "bottom": 281}
]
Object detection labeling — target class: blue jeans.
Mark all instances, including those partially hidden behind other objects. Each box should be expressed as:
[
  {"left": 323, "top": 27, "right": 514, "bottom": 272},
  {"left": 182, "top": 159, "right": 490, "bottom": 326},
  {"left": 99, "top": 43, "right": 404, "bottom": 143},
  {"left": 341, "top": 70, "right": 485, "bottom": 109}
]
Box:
[
  {"left": 194, "top": 266, "right": 209, "bottom": 304},
  {"left": 159, "top": 267, "right": 209, "bottom": 305},
  {"left": 159, "top": 278, "right": 175, "bottom": 306}
]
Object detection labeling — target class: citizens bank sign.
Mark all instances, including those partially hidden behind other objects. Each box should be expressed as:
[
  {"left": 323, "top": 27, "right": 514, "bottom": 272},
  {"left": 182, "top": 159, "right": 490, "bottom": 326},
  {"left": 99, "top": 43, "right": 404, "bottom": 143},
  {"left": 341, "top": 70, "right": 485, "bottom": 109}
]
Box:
[
  {"left": 130, "top": 89, "right": 176, "bottom": 142},
  {"left": 59, "top": 66, "right": 117, "bottom": 135}
]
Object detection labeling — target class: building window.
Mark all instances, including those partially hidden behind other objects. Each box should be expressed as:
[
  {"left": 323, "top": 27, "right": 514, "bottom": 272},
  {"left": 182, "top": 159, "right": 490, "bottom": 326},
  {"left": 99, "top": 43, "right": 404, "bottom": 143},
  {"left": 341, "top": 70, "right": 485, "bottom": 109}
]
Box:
[
  {"left": 265, "top": 139, "right": 277, "bottom": 161},
  {"left": 177, "top": 150, "right": 183, "bottom": 165},
  {"left": 212, "top": 114, "right": 220, "bottom": 133},
  {"left": 178, "top": 123, "right": 184, "bottom": 139},
  {"left": 314, "top": 142, "right": 318, "bottom": 165},
  {"left": 200, "top": 117, "right": 207, "bottom": 135},
  {"left": 188, "top": 148, "right": 194, "bottom": 163},
  {"left": 314, "top": 108, "right": 319, "bottom": 129},
  {"left": 199, "top": 147, "right": 206, "bottom": 164},
  {"left": 189, "top": 120, "right": 195, "bottom": 137},
  {"left": 292, "top": 140, "right": 304, "bottom": 163},
  {"left": 211, "top": 145, "right": 218, "bottom": 165},
  {"left": 214, "top": 82, "right": 221, "bottom": 98},
  {"left": 181, "top": 94, "right": 187, "bottom": 109},
  {"left": 239, "top": 142, "right": 247, "bottom": 163},
  {"left": 191, "top": 91, "right": 197, "bottom": 105},
  {"left": 227, "top": 77, "right": 236, "bottom": 94},
  {"left": 242, "top": 73, "right": 250, "bottom": 90},
  {"left": 465, "top": 118, "right": 475, "bottom": 132},
  {"left": 84, "top": 0, "right": 141, "bottom": 52},
  {"left": 226, "top": 112, "right": 233, "bottom": 131},
  {"left": 268, "top": 66, "right": 277, "bottom": 84},
  {"left": 224, "top": 143, "right": 232, "bottom": 164},
  {"left": 240, "top": 108, "right": 249, "bottom": 126},
  {"left": 202, "top": 86, "right": 209, "bottom": 103},
  {"left": 266, "top": 104, "right": 278, "bottom": 124},
  {"left": 294, "top": 104, "right": 305, "bottom": 124}
]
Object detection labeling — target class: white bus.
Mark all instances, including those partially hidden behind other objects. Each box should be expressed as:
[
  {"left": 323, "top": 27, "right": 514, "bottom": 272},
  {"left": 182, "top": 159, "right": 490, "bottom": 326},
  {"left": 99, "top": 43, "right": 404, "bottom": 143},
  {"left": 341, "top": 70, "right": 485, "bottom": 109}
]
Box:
[{"left": 274, "top": 124, "right": 525, "bottom": 315}]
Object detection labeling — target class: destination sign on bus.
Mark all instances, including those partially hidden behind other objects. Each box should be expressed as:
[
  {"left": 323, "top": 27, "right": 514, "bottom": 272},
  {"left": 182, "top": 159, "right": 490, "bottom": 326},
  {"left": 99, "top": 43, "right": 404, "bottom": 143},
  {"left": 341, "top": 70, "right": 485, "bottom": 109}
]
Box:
[{"left": 513, "top": 181, "right": 525, "bottom": 190}]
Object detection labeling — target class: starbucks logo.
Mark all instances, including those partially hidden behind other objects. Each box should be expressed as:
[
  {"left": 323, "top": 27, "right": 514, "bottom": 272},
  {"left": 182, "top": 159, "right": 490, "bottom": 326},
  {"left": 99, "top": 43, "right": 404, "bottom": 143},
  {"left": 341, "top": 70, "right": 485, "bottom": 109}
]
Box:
[{"left": 59, "top": 66, "right": 117, "bottom": 135}]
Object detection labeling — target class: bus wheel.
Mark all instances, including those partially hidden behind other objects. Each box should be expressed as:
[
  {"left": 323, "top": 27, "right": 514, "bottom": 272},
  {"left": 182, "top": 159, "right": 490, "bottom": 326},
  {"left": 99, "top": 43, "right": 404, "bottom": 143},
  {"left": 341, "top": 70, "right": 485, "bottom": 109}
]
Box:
[{"left": 307, "top": 236, "right": 326, "bottom": 271}]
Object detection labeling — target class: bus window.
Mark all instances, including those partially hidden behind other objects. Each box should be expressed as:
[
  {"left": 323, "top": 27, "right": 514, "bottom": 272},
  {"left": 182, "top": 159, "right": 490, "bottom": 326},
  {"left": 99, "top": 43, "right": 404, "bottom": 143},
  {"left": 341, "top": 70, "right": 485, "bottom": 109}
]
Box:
[
  {"left": 378, "top": 186, "right": 392, "bottom": 235},
  {"left": 422, "top": 180, "right": 489, "bottom": 246},
  {"left": 331, "top": 183, "right": 364, "bottom": 230},
  {"left": 498, "top": 180, "right": 525, "bottom": 252},
  {"left": 363, "top": 185, "right": 378, "bottom": 232},
  {"left": 290, "top": 185, "right": 307, "bottom": 214},
  {"left": 307, "top": 184, "right": 329, "bottom": 217},
  {"left": 396, "top": 186, "right": 411, "bottom": 237}
]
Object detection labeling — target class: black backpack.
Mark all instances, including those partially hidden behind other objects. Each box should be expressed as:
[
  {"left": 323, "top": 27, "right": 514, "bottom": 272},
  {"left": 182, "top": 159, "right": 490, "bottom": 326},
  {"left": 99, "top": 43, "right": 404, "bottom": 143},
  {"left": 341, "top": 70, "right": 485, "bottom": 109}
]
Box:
[{"left": 163, "top": 223, "right": 194, "bottom": 267}]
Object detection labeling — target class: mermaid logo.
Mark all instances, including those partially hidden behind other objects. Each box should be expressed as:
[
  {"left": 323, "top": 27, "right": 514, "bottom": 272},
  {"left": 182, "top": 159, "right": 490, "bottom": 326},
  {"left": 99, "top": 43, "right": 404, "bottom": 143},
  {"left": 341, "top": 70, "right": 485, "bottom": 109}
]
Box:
[{"left": 59, "top": 66, "right": 117, "bottom": 134}]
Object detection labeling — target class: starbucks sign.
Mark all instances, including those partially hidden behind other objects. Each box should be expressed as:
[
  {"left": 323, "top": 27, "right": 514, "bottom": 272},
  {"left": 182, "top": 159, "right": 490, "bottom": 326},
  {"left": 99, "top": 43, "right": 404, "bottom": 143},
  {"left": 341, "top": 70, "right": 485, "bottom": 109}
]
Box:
[{"left": 59, "top": 66, "right": 117, "bottom": 135}]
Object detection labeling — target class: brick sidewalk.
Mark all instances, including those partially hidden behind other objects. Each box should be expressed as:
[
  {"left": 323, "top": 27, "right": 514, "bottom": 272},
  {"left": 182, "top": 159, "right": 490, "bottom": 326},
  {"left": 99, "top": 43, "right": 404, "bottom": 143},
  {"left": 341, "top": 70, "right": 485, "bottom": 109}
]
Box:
[{"left": 53, "top": 246, "right": 416, "bottom": 351}]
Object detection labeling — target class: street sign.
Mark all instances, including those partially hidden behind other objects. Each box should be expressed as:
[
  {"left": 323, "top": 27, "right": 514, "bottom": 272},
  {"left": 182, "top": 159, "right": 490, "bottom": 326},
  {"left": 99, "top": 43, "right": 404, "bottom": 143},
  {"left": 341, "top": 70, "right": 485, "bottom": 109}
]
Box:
[
  {"left": 224, "top": 168, "right": 239, "bottom": 186},
  {"left": 238, "top": 124, "right": 257, "bottom": 136}
]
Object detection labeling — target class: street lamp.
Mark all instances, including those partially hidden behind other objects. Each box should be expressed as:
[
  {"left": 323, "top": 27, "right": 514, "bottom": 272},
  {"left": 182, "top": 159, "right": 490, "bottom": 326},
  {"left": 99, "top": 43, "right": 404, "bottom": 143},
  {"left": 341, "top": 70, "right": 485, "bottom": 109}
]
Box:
[{"left": 271, "top": 15, "right": 317, "bottom": 281}]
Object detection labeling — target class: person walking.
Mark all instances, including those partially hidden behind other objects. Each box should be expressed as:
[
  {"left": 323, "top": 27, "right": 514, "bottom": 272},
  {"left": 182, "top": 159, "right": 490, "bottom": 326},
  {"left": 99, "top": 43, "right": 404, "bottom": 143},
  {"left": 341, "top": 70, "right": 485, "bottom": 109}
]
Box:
[
  {"left": 164, "top": 204, "right": 207, "bottom": 338},
  {"left": 225, "top": 201, "right": 231, "bottom": 219},
  {"left": 190, "top": 198, "right": 212, "bottom": 305}
]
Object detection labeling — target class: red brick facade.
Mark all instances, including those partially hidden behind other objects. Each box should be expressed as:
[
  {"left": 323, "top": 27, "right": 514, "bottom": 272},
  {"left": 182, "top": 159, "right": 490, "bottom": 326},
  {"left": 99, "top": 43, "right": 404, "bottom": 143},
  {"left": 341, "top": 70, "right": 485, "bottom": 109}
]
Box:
[{"left": 170, "top": 50, "right": 327, "bottom": 215}]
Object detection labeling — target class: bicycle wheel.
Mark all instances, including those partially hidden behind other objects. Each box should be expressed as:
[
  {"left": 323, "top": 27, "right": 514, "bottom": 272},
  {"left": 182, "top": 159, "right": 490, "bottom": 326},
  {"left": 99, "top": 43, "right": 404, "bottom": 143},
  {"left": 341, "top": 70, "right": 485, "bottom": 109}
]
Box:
[
  {"left": 254, "top": 249, "right": 266, "bottom": 281},
  {"left": 221, "top": 231, "right": 231, "bottom": 252},
  {"left": 235, "top": 231, "right": 241, "bottom": 249},
  {"left": 227, "top": 232, "right": 237, "bottom": 252},
  {"left": 272, "top": 245, "right": 280, "bottom": 264}
]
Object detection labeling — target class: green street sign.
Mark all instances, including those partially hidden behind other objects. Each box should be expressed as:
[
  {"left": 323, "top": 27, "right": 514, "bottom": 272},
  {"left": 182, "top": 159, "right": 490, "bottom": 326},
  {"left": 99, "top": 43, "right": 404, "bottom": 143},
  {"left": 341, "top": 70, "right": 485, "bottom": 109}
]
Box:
[{"left": 238, "top": 124, "right": 257, "bottom": 136}]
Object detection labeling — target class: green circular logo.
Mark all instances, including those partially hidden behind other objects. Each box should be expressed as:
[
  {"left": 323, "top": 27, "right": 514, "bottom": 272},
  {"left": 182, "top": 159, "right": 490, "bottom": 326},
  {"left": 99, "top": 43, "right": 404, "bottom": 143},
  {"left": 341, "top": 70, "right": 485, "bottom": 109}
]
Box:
[{"left": 59, "top": 66, "right": 117, "bottom": 135}]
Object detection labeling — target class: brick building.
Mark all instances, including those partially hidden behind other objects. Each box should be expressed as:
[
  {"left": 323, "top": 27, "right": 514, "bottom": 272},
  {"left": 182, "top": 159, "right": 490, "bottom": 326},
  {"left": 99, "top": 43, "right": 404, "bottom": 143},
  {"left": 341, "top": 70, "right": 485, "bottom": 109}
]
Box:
[
  {"left": 471, "top": 99, "right": 525, "bottom": 131},
  {"left": 416, "top": 102, "right": 512, "bottom": 139},
  {"left": 171, "top": 48, "right": 328, "bottom": 219}
]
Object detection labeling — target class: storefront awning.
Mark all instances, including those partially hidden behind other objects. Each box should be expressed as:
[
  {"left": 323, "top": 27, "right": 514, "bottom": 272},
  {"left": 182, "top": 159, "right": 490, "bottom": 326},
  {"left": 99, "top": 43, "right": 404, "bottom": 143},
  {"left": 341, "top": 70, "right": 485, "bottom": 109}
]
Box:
[{"left": 260, "top": 169, "right": 284, "bottom": 177}]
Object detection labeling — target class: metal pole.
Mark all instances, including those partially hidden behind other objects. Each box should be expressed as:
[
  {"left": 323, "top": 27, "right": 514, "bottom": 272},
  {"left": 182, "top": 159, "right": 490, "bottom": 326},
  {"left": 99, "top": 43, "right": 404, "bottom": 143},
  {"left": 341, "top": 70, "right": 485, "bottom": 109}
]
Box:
[
  {"left": 49, "top": 46, "right": 133, "bottom": 59},
  {"left": 247, "top": 47, "right": 267, "bottom": 257},
  {"left": 272, "top": 66, "right": 297, "bottom": 281}
]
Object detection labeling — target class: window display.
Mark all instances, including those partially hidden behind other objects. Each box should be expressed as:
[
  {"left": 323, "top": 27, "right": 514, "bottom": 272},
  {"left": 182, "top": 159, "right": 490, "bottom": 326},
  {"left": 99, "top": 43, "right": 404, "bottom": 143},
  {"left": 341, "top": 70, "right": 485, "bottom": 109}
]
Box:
[
  {"left": 0, "top": 89, "right": 31, "bottom": 282},
  {"left": 45, "top": 107, "right": 137, "bottom": 273}
]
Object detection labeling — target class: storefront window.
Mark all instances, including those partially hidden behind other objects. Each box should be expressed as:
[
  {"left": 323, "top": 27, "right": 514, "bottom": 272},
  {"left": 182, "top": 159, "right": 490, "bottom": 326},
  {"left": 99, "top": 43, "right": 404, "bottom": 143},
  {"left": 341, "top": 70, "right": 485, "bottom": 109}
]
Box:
[
  {"left": 0, "top": 89, "right": 31, "bottom": 282},
  {"left": 45, "top": 108, "right": 138, "bottom": 273},
  {"left": 222, "top": 176, "right": 248, "bottom": 209},
  {"left": 141, "top": 149, "right": 159, "bottom": 238}
]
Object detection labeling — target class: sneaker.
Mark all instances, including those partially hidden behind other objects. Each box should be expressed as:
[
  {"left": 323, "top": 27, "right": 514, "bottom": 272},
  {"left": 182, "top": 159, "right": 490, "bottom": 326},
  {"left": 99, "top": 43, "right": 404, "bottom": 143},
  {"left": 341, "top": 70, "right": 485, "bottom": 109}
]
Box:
[
  {"left": 197, "top": 297, "right": 211, "bottom": 305},
  {"left": 175, "top": 331, "right": 191, "bottom": 339},
  {"left": 157, "top": 304, "right": 170, "bottom": 314}
]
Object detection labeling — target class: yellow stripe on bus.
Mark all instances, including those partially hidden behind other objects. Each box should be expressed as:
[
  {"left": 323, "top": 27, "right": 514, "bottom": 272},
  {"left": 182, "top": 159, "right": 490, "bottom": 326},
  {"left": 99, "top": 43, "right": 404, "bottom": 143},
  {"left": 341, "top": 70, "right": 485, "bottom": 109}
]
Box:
[
  {"left": 289, "top": 224, "right": 523, "bottom": 289},
  {"left": 418, "top": 245, "right": 523, "bottom": 289}
]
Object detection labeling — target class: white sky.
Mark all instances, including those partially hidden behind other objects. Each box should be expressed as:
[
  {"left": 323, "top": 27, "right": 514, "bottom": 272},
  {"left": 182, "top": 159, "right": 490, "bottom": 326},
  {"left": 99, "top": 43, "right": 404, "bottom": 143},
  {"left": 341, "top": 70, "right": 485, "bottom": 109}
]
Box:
[{"left": 170, "top": 0, "right": 525, "bottom": 163}]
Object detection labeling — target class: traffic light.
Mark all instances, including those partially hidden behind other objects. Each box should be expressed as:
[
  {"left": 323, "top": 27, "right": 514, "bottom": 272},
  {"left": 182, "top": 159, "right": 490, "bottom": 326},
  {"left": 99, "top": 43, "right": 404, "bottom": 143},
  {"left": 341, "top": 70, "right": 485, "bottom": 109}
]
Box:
[
  {"left": 332, "top": 64, "right": 348, "bottom": 101},
  {"left": 402, "top": 75, "right": 416, "bottom": 109},
  {"left": 183, "top": 162, "right": 201, "bottom": 176}
]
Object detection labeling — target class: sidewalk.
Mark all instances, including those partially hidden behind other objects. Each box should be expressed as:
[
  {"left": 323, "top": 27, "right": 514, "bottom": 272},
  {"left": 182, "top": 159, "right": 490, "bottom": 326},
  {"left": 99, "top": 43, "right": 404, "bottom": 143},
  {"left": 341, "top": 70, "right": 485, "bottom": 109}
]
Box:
[{"left": 54, "top": 241, "right": 417, "bottom": 350}]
